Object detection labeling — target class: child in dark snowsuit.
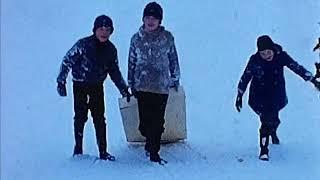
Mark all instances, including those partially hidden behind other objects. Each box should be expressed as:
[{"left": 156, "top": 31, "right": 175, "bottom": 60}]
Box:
[
  {"left": 235, "top": 35, "right": 320, "bottom": 161},
  {"left": 57, "top": 15, "right": 131, "bottom": 161}
]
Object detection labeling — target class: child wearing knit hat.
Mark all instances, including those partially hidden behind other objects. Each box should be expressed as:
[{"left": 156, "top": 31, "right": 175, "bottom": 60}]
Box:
[{"left": 236, "top": 35, "right": 320, "bottom": 161}]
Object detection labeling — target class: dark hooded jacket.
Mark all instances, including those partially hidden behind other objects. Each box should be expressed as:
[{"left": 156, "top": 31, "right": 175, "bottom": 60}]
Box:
[{"left": 238, "top": 44, "right": 313, "bottom": 114}]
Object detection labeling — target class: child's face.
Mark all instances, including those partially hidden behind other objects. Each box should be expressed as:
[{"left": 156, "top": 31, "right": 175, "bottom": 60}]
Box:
[
  {"left": 259, "top": 49, "right": 274, "bottom": 61},
  {"left": 95, "top": 27, "right": 112, "bottom": 42},
  {"left": 143, "top": 16, "right": 160, "bottom": 32}
]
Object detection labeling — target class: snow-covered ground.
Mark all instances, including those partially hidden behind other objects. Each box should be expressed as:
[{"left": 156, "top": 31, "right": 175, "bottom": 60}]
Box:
[{"left": 1, "top": 0, "right": 320, "bottom": 179}]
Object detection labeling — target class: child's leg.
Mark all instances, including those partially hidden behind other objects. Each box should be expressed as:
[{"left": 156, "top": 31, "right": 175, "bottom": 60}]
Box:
[
  {"left": 136, "top": 92, "right": 154, "bottom": 154},
  {"left": 148, "top": 93, "right": 168, "bottom": 162},
  {"left": 269, "top": 111, "right": 280, "bottom": 144},
  {"left": 89, "top": 84, "right": 107, "bottom": 154},
  {"left": 72, "top": 84, "right": 89, "bottom": 155},
  {"left": 136, "top": 92, "right": 153, "bottom": 139}
]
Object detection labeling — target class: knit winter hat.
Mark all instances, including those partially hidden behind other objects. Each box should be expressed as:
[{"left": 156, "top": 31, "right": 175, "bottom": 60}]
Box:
[
  {"left": 257, "top": 35, "right": 275, "bottom": 51},
  {"left": 143, "top": 2, "right": 163, "bottom": 22},
  {"left": 92, "top": 15, "right": 114, "bottom": 34}
]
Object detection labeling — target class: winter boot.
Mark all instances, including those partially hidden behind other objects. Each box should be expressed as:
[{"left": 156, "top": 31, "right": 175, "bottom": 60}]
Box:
[
  {"left": 259, "top": 148, "right": 269, "bottom": 161},
  {"left": 259, "top": 128, "right": 270, "bottom": 161},
  {"left": 150, "top": 152, "right": 167, "bottom": 165},
  {"left": 73, "top": 145, "right": 83, "bottom": 156},
  {"left": 271, "top": 132, "right": 280, "bottom": 144},
  {"left": 73, "top": 131, "right": 84, "bottom": 156},
  {"left": 73, "top": 119, "right": 85, "bottom": 156},
  {"left": 93, "top": 119, "right": 109, "bottom": 159},
  {"left": 149, "top": 133, "right": 166, "bottom": 164},
  {"left": 99, "top": 151, "right": 115, "bottom": 161},
  {"left": 150, "top": 152, "right": 161, "bottom": 162}
]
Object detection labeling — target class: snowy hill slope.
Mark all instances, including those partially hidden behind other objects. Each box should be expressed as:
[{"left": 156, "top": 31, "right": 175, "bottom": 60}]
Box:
[{"left": 1, "top": 0, "right": 320, "bottom": 179}]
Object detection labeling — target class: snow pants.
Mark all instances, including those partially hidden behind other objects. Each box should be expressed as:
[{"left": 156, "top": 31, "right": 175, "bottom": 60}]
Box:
[
  {"left": 73, "top": 82, "right": 107, "bottom": 154},
  {"left": 136, "top": 91, "right": 169, "bottom": 154}
]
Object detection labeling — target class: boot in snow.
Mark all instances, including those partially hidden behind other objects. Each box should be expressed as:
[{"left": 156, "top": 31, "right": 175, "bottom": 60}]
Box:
[
  {"left": 259, "top": 148, "right": 269, "bottom": 161},
  {"left": 73, "top": 145, "right": 83, "bottom": 156},
  {"left": 99, "top": 151, "right": 115, "bottom": 161},
  {"left": 150, "top": 152, "right": 167, "bottom": 165},
  {"left": 271, "top": 132, "right": 280, "bottom": 144}
]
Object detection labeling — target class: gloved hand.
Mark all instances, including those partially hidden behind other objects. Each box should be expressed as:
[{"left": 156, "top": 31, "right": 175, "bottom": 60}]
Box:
[
  {"left": 170, "top": 80, "right": 179, "bottom": 92},
  {"left": 310, "top": 77, "right": 320, "bottom": 91},
  {"left": 121, "top": 87, "right": 131, "bottom": 103},
  {"left": 313, "top": 38, "right": 320, "bottom": 51},
  {"left": 235, "top": 93, "right": 243, "bottom": 112},
  {"left": 131, "top": 88, "right": 137, "bottom": 98},
  {"left": 57, "top": 82, "right": 67, "bottom": 96}
]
